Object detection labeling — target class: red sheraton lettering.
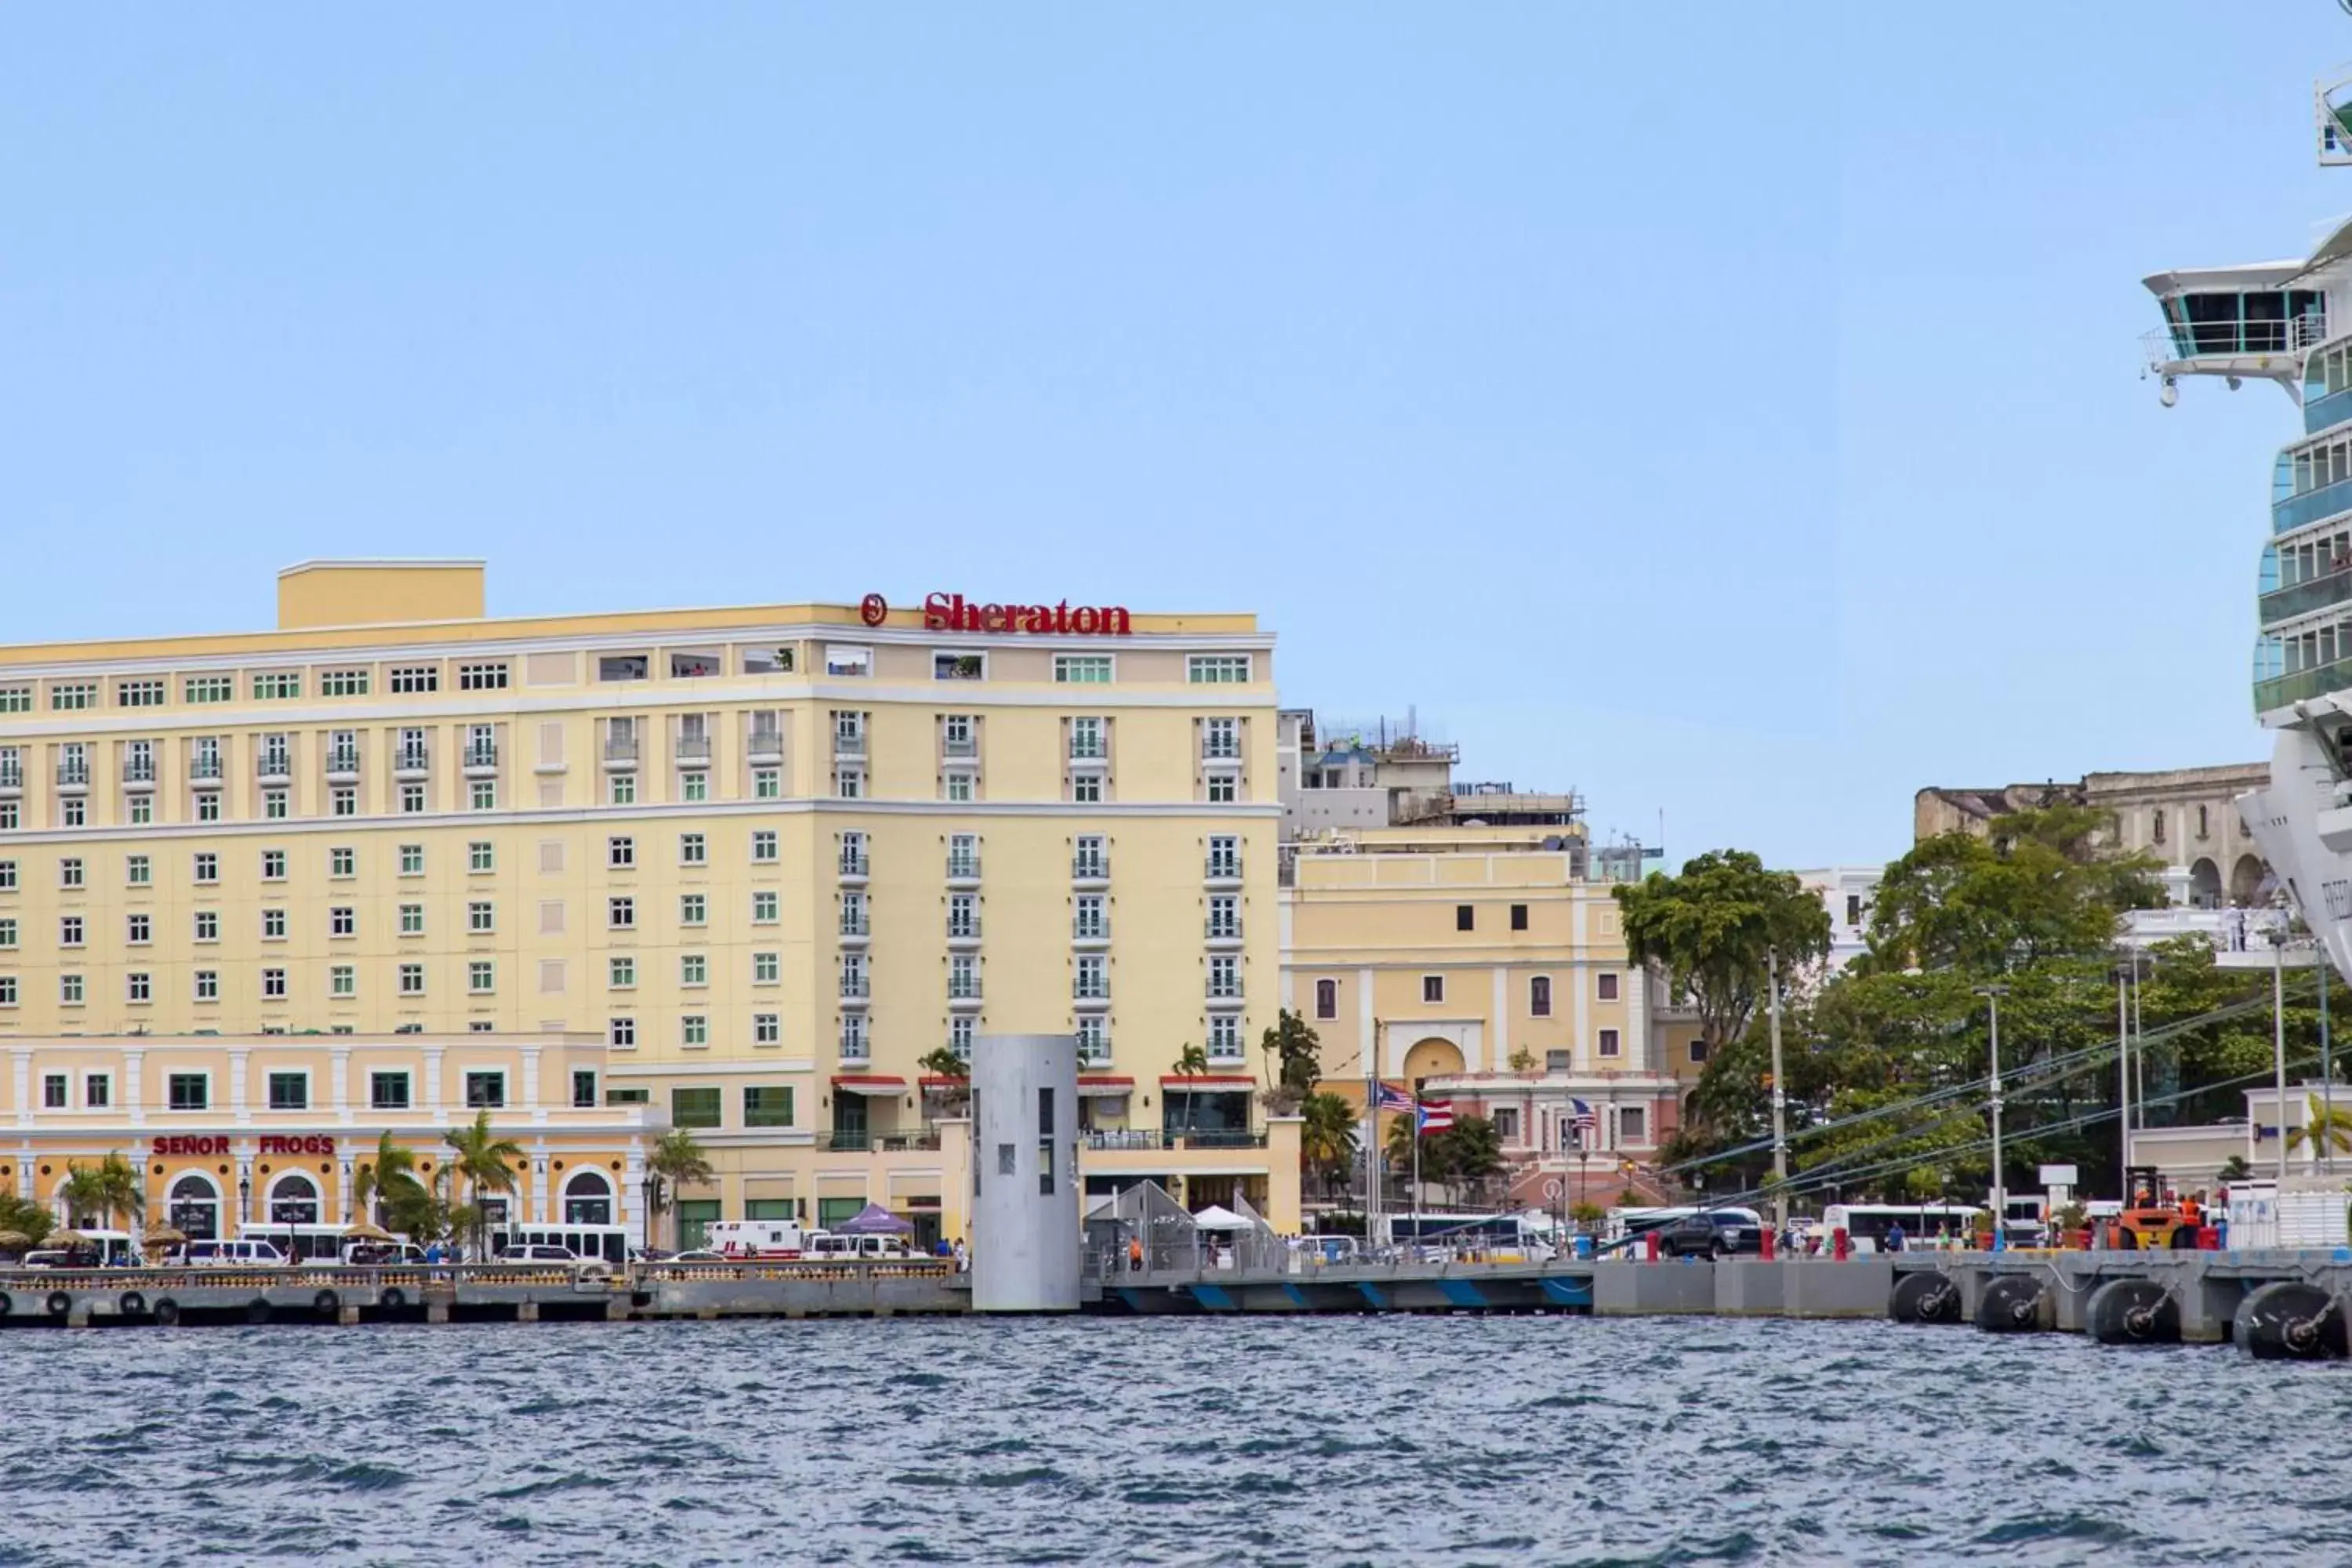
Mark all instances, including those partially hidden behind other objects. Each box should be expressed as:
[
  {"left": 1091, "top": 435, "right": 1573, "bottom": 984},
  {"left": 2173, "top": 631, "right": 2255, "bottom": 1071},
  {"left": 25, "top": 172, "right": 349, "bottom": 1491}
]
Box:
[{"left": 920, "top": 593, "right": 1131, "bottom": 636}]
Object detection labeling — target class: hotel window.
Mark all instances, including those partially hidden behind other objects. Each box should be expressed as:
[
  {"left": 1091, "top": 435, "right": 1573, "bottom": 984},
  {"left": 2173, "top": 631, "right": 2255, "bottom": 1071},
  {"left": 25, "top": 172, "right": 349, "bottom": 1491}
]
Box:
[
  {"left": 1069, "top": 717, "right": 1105, "bottom": 760},
  {"left": 1073, "top": 775, "right": 1102, "bottom": 804},
  {"left": 58, "top": 973, "right": 82, "bottom": 1005},
  {"left": 1598, "top": 973, "right": 1619, "bottom": 1001},
  {"left": 751, "top": 829, "right": 778, "bottom": 864},
  {"left": 262, "top": 908, "right": 286, "bottom": 939},
  {"left": 400, "top": 904, "right": 424, "bottom": 935},
  {"left": 680, "top": 893, "right": 707, "bottom": 926},
  {"left": 1074, "top": 894, "right": 1106, "bottom": 940},
  {"left": 948, "top": 893, "right": 978, "bottom": 941},
  {"left": 946, "top": 772, "right": 975, "bottom": 804},
  {"left": 835, "top": 766, "right": 864, "bottom": 799},
  {"left": 470, "top": 779, "right": 496, "bottom": 811},
  {"left": 753, "top": 1014, "right": 781, "bottom": 1047},
  {"left": 1457, "top": 905, "right": 1474, "bottom": 932},
  {"left": 1531, "top": 976, "right": 1552, "bottom": 1016},
  {"left": 330, "top": 846, "right": 356, "bottom": 878},
  {"left": 389, "top": 665, "right": 440, "bottom": 694},
  {"left": 753, "top": 768, "right": 780, "bottom": 800},
  {"left": 934, "top": 651, "right": 985, "bottom": 681},
  {"left": 1207, "top": 775, "right": 1236, "bottom": 804},
  {"left": 399, "top": 963, "right": 426, "bottom": 996},
  {"left": 1422, "top": 975, "right": 1444, "bottom": 1004},
  {"left": 42, "top": 1073, "right": 67, "bottom": 1109},
  {"left": 127, "top": 913, "right": 151, "bottom": 945},
  {"left": 262, "top": 967, "right": 287, "bottom": 999},
  {"left": 1203, "top": 717, "right": 1240, "bottom": 760},
  {"left": 680, "top": 833, "right": 706, "bottom": 866},
  {"left": 608, "top": 896, "right": 636, "bottom": 930},
  {"left": 261, "top": 848, "right": 286, "bottom": 880},
  {"left": 466, "top": 900, "right": 495, "bottom": 933},
  {"left": 1187, "top": 655, "right": 1251, "bottom": 684},
  {"left": 610, "top": 771, "right": 637, "bottom": 805},
  {"left": 370, "top": 1071, "right": 410, "bottom": 1110},
  {"left": 571, "top": 1069, "right": 598, "bottom": 1109},
  {"left": 62, "top": 798, "right": 85, "bottom": 828},
  {"left": 184, "top": 675, "right": 231, "bottom": 705},
  {"left": 949, "top": 953, "right": 980, "bottom": 1000},
  {"left": 840, "top": 953, "right": 867, "bottom": 996},
  {"left": 193, "top": 971, "right": 218, "bottom": 1001},
  {"left": 597, "top": 654, "right": 650, "bottom": 684},
  {"left": 605, "top": 1086, "right": 649, "bottom": 1105},
  {"left": 1315, "top": 978, "right": 1338, "bottom": 1019},
  {"left": 193, "top": 851, "right": 218, "bottom": 884},
  {"left": 0, "top": 802, "right": 16, "bottom": 830},
  {"left": 50, "top": 681, "right": 96, "bottom": 711},
  {"left": 128, "top": 797, "right": 151, "bottom": 826},
  {"left": 1207, "top": 895, "right": 1239, "bottom": 939},
  {"left": 168, "top": 1073, "right": 209, "bottom": 1111},
  {"left": 458, "top": 661, "right": 510, "bottom": 691},
  {"left": 1054, "top": 654, "right": 1112, "bottom": 684},
  {"left": 84, "top": 1073, "right": 109, "bottom": 1109},
  {"left": 1209, "top": 1013, "right": 1241, "bottom": 1058},
  {"left": 608, "top": 835, "right": 635, "bottom": 869},
  {"left": 400, "top": 782, "right": 426, "bottom": 814},
  {"left": 118, "top": 678, "right": 165, "bottom": 708},
  {"left": 609, "top": 1017, "right": 637, "bottom": 1049},
  {"left": 1598, "top": 1028, "right": 1621, "bottom": 1058},
  {"left": 469, "top": 840, "right": 494, "bottom": 873},
  {"left": 0, "top": 860, "right": 13, "bottom": 890},
  {"left": 1075, "top": 954, "right": 1107, "bottom": 1000},
  {"left": 267, "top": 1072, "right": 307, "bottom": 1111},
  {"left": 680, "top": 772, "right": 707, "bottom": 803},
  {"left": 0, "top": 687, "right": 26, "bottom": 713},
  {"left": 681, "top": 953, "right": 708, "bottom": 986},
  {"left": 1207, "top": 836, "right": 1240, "bottom": 878},
  {"left": 399, "top": 844, "right": 424, "bottom": 876},
  {"left": 0, "top": 975, "right": 13, "bottom": 1005},
  {"left": 742, "top": 646, "right": 795, "bottom": 674},
  {"left": 751, "top": 890, "right": 779, "bottom": 924},
  {"left": 1512, "top": 904, "right": 1528, "bottom": 931},
  {"left": 469, "top": 960, "right": 495, "bottom": 993},
  {"left": 60, "top": 857, "right": 83, "bottom": 888},
  {"left": 252, "top": 671, "right": 300, "bottom": 700},
  {"left": 952, "top": 1014, "right": 977, "bottom": 1059},
  {"left": 753, "top": 951, "right": 779, "bottom": 984},
  {"left": 673, "top": 1086, "right": 720, "bottom": 1127},
  {"left": 609, "top": 955, "right": 637, "bottom": 989},
  {"left": 840, "top": 1014, "right": 869, "bottom": 1061},
  {"left": 1208, "top": 956, "right": 1240, "bottom": 999},
  {"left": 59, "top": 916, "right": 82, "bottom": 948},
  {"left": 194, "top": 911, "right": 220, "bottom": 942},
  {"left": 681, "top": 1015, "right": 709, "bottom": 1048},
  {"left": 825, "top": 645, "right": 871, "bottom": 677},
  {"left": 331, "top": 965, "right": 356, "bottom": 997},
  {"left": 127, "top": 971, "right": 151, "bottom": 1003},
  {"left": 321, "top": 668, "right": 370, "bottom": 697},
  {"left": 464, "top": 1071, "right": 506, "bottom": 1109},
  {"left": 744, "top": 1083, "right": 792, "bottom": 1124}
]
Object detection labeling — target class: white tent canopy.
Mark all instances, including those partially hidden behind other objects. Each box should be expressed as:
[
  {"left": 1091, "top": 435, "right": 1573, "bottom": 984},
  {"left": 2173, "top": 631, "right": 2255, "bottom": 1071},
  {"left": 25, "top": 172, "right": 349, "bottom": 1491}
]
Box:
[{"left": 1189, "top": 1204, "right": 1254, "bottom": 1232}]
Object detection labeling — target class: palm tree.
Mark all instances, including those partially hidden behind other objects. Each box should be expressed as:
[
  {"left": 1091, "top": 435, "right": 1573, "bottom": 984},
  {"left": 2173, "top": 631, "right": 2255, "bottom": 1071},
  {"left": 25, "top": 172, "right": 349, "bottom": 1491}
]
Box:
[
  {"left": 1298, "top": 1091, "right": 1359, "bottom": 1199},
  {"left": 917, "top": 1047, "right": 971, "bottom": 1119},
  {"left": 647, "top": 1127, "right": 715, "bottom": 1250},
  {"left": 1446, "top": 1116, "right": 1505, "bottom": 1206},
  {"left": 2287, "top": 1094, "right": 2352, "bottom": 1170},
  {"left": 1170, "top": 1042, "right": 1210, "bottom": 1142},
  {"left": 60, "top": 1152, "right": 144, "bottom": 1235},
  {"left": 354, "top": 1131, "right": 422, "bottom": 1227},
  {"left": 58, "top": 1166, "right": 109, "bottom": 1232},
  {"left": 444, "top": 1110, "right": 524, "bottom": 1260}
]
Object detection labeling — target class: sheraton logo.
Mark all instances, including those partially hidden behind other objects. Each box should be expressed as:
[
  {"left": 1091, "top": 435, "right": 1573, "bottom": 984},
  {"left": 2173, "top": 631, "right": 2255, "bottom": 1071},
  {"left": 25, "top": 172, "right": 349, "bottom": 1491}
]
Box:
[{"left": 862, "top": 592, "right": 1134, "bottom": 636}]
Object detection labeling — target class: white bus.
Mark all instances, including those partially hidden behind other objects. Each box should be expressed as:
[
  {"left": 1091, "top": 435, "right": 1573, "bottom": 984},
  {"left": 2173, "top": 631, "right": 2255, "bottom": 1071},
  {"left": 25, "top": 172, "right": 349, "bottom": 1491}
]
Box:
[
  {"left": 491, "top": 1224, "right": 629, "bottom": 1267},
  {"left": 1380, "top": 1212, "right": 1555, "bottom": 1260},
  {"left": 1820, "top": 1203, "right": 1984, "bottom": 1253}
]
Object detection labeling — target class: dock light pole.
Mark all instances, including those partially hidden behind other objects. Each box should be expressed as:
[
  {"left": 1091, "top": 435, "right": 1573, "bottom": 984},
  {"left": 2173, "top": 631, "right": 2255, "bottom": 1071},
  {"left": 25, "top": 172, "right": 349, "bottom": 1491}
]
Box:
[
  {"left": 2270, "top": 916, "right": 2291, "bottom": 1184},
  {"left": 1974, "top": 985, "right": 2009, "bottom": 1251},
  {"left": 1768, "top": 949, "right": 1788, "bottom": 1237},
  {"left": 2320, "top": 945, "right": 2336, "bottom": 1178}
]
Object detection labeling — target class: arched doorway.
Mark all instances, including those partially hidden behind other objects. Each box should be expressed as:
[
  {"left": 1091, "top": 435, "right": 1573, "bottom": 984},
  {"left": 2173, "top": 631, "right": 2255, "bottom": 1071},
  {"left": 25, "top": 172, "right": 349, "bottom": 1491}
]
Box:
[
  {"left": 266, "top": 1171, "right": 319, "bottom": 1227},
  {"left": 563, "top": 1169, "right": 613, "bottom": 1226},
  {"left": 168, "top": 1173, "right": 220, "bottom": 1240},
  {"left": 2189, "top": 858, "right": 2223, "bottom": 909},
  {"left": 1402, "top": 1037, "right": 1466, "bottom": 1083},
  {"left": 2230, "top": 854, "right": 2270, "bottom": 908}
]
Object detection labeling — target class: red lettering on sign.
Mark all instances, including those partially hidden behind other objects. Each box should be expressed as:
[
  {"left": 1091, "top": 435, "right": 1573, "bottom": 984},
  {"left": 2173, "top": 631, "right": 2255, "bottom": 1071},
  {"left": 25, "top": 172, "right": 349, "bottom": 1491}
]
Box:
[{"left": 914, "top": 592, "right": 1132, "bottom": 637}]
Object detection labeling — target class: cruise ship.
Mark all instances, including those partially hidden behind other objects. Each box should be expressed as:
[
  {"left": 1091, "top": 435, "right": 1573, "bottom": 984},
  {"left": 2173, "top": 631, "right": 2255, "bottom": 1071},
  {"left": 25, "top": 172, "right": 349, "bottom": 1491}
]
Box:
[{"left": 2144, "top": 72, "right": 2352, "bottom": 976}]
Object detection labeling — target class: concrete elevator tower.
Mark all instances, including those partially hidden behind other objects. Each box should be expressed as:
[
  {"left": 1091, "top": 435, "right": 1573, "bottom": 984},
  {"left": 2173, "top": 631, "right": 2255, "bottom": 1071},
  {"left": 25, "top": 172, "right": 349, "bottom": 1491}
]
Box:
[{"left": 968, "top": 1033, "right": 1081, "bottom": 1312}]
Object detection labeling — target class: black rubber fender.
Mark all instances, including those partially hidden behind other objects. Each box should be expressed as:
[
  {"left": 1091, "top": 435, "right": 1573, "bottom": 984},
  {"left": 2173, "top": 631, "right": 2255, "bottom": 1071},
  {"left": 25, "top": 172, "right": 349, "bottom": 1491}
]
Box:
[
  {"left": 312, "top": 1289, "right": 340, "bottom": 1319},
  {"left": 0, "top": 1289, "right": 16, "bottom": 1319},
  {"left": 1891, "top": 1270, "right": 1962, "bottom": 1325},
  {"left": 2235, "top": 1281, "right": 2349, "bottom": 1360},
  {"left": 43, "top": 1291, "right": 69, "bottom": 1319},
  {"left": 1974, "top": 1273, "right": 2045, "bottom": 1333},
  {"left": 379, "top": 1286, "right": 406, "bottom": 1312},
  {"left": 152, "top": 1298, "right": 180, "bottom": 1327},
  {"left": 118, "top": 1291, "right": 147, "bottom": 1318},
  {"left": 245, "top": 1298, "right": 273, "bottom": 1325},
  {"left": 2087, "top": 1277, "right": 2180, "bottom": 1345}
]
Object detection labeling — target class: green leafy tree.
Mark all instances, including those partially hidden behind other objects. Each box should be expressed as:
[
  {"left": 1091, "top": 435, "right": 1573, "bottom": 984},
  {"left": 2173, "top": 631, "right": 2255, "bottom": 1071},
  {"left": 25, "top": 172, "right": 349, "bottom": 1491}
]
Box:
[
  {"left": 647, "top": 1127, "right": 716, "bottom": 1249},
  {"left": 444, "top": 1110, "right": 524, "bottom": 1260},
  {"left": 0, "top": 1193, "right": 53, "bottom": 1251},
  {"left": 1258, "top": 1010, "right": 1322, "bottom": 1111},
  {"left": 61, "top": 1152, "right": 144, "bottom": 1233},
  {"left": 1617, "top": 850, "right": 1832, "bottom": 1065},
  {"left": 1298, "top": 1091, "right": 1359, "bottom": 1198},
  {"left": 354, "top": 1131, "right": 423, "bottom": 1227},
  {"left": 382, "top": 1166, "right": 462, "bottom": 1250},
  {"left": 918, "top": 1047, "right": 971, "bottom": 1118},
  {"left": 1442, "top": 1116, "right": 1505, "bottom": 1204}
]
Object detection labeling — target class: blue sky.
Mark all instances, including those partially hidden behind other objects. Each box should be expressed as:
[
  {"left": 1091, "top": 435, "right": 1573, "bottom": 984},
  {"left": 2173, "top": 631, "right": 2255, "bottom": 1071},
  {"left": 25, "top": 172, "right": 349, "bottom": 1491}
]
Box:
[{"left": 2, "top": 5, "right": 2348, "bottom": 869}]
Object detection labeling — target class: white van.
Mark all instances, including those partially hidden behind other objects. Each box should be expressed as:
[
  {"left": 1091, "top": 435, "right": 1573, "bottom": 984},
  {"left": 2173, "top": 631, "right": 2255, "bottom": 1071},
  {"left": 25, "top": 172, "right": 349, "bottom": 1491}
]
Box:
[
  {"left": 339, "top": 1240, "right": 427, "bottom": 1266},
  {"left": 706, "top": 1219, "right": 809, "bottom": 1260},
  {"left": 183, "top": 1239, "right": 289, "bottom": 1268},
  {"left": 811, "top": 1232, "right": 913, "bottom": 1261}
]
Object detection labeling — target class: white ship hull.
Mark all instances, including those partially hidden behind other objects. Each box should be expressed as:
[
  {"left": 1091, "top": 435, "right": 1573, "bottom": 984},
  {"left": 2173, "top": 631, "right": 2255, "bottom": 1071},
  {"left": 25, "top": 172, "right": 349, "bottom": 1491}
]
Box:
[{"left": 2241, "top": 724, "right": 2352, "bottom": 978}]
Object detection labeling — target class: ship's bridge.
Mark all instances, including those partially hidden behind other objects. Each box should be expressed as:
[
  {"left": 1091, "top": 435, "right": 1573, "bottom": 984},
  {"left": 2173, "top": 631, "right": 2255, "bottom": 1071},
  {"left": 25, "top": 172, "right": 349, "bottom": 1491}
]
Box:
[{"left": 2143, "top": 263, "right": 2326, "bottom": 396}]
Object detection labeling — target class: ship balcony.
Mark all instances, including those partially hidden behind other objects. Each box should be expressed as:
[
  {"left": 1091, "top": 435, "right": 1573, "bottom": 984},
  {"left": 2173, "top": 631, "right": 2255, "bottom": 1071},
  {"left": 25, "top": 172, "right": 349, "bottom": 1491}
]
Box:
[
  {"left": 2275, "top": 467, "right": 2352, "bottom": 538},
  {"left": 2261, "top": 564, "right": 2352, "bottom": 626},
  {"left": 2254, "top": 649, "right": 2352, "bottom": 713},
  {"left": 2144, "top": 313, "right": 2327, "bottom": 375}
]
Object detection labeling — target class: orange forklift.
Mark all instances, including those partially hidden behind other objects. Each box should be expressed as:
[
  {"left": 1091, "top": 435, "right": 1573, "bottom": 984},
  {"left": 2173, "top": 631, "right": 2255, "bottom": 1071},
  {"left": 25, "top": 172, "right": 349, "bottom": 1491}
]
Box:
[{"left": 2113, "top": 1165, "right": 2202, "bottom": 1250}]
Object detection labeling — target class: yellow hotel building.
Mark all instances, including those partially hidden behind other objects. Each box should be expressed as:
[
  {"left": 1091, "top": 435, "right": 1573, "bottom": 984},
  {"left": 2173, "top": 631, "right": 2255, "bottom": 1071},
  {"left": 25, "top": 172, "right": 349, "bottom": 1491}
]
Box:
[{"left": 0, "top": 561, "right": 1298, "bottom": 1247}]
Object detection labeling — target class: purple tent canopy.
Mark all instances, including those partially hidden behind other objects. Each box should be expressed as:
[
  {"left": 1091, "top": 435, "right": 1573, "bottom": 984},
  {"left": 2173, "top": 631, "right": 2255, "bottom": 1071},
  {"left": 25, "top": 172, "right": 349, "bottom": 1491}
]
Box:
[{"left": 836, "top": 1202, "right": 914, "bottom": 1236}]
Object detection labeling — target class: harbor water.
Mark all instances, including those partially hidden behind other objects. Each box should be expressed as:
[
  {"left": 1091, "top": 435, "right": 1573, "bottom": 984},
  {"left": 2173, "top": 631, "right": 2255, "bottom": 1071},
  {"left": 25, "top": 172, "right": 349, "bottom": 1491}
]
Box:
[{"left": 6, "top": 1313, "right": 2347, "bottom": 1566}]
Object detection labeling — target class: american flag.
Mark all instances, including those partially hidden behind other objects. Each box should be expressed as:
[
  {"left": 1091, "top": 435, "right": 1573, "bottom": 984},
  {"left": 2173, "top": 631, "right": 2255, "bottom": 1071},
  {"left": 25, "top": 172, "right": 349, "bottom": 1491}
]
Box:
[
  {"left": 1374, "top": 1083, "right": 1416, "bottom": 1115},
  {"left": 1416, "top": 1097, "right": 1455, "bottom": 1135},
  {"left": 1569, "top": 1098, "right": 1595, "bottom": 1148}
]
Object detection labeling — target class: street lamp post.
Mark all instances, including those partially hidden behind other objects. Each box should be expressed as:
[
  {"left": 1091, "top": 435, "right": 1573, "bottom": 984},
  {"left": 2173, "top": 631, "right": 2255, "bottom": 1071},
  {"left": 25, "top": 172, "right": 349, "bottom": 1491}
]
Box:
[
  {"left": 1974, "top": 985, "right": 2010, "bottom": 1252},
  {"left": 2270, "top": 916, "right": 2291, "bottom": 1184},
  {"left": 642, "top": 1171, "right": 665, "bottom": 1253},
  {"left": 1768, "top": 949, "right": 1788, "bottom": 1237}
]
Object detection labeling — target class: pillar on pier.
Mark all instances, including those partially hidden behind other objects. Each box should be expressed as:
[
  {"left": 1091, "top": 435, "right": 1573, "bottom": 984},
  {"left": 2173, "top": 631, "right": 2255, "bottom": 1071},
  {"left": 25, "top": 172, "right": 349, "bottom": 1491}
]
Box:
[{"left": 969, "top": 1033, "right": 1080, "bottom": 1313}]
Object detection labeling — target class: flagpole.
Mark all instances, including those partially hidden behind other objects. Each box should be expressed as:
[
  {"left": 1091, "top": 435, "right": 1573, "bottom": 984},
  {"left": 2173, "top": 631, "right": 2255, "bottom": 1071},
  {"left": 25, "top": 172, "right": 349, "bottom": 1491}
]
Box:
[
  {"left": 1366, "top": 1018, "right": 1381, "bottom": 1250},
  {"left": 1411, "top": 1076, "right": 1424, "bottom": 1247}
]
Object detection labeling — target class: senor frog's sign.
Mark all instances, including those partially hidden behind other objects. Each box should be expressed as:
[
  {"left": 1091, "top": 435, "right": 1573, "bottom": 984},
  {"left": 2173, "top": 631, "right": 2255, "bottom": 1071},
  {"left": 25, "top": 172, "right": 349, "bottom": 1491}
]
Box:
[{"left": 150, "top": 1134, "right": 336, "bottom": 1157}]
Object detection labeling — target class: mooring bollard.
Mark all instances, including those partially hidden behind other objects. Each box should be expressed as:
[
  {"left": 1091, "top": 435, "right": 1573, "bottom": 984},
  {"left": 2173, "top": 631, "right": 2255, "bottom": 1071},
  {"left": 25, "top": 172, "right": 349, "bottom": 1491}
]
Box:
[
  {"left": 1759, "top": 1228, "right": 1776, "bottom": 1262},
  {"left": 1831, "top": 1227, "right": 1850, "bottom": 1262},
  {"left": 1643, "top": 1231, "right": 1661, "bottom": 1263}
]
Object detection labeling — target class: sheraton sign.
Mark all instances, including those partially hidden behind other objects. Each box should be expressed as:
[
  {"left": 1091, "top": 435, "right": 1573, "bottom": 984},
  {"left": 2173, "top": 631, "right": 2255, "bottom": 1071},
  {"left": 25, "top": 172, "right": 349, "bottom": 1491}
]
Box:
[{"left": 859, "top": 592, "right": 1134, "bottom": 636}]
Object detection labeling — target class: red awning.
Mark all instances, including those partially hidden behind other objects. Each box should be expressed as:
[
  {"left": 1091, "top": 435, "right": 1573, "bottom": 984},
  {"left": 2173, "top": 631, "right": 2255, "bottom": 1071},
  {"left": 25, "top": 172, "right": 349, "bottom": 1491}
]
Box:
[
  {"left": 1078, "top": 1075, "right": 1135, "bottom": 1099},
  {"left": 831, "top": 1075, "right": 907, "bottom": 1097}
]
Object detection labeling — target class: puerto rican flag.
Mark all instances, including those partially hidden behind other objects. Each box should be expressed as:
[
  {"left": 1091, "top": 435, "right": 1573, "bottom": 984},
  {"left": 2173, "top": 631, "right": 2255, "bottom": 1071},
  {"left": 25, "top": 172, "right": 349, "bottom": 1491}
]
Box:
[
  {"left": 1374, "top": 1083, "right": 1417, "bottom": 1115},
  {"left": 1416, "top": 1097, "right": 1455, "bottom": 1136}
]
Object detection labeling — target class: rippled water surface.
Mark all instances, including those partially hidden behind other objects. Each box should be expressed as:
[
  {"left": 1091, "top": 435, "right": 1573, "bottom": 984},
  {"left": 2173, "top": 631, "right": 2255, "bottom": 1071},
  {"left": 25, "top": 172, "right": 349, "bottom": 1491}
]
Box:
[{"left": 2, "top": 1313, "right": 2346, "bottom": 1565}]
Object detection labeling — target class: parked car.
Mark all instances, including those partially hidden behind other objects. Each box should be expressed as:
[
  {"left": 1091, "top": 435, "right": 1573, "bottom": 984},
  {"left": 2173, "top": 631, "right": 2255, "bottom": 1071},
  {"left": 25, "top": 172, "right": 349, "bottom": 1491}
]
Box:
[
  {"left": 1654, "top": 1208, "right": 1766, "bottom": 1259},
  {"left": 670, "top": 1248, "right": 723, "bottom": 1261},
  {"left": 496, "top": 1243, "right": 611, "bottom": 1278}
]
